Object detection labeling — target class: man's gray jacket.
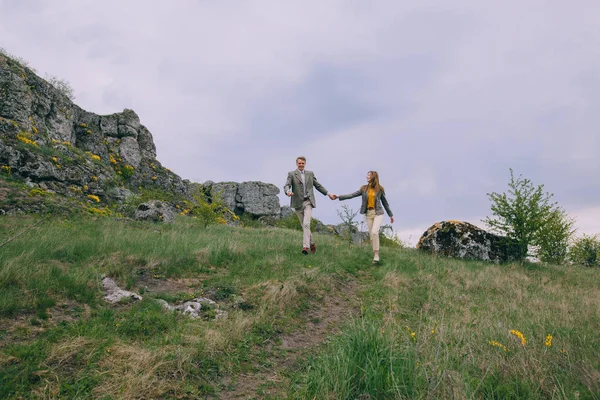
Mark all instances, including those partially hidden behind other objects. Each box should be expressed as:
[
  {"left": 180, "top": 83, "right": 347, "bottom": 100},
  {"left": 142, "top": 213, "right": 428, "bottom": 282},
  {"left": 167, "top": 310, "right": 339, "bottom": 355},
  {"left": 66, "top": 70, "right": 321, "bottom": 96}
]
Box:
[{"left": 284, "top": 170, "right": 329, "bottom": 209}]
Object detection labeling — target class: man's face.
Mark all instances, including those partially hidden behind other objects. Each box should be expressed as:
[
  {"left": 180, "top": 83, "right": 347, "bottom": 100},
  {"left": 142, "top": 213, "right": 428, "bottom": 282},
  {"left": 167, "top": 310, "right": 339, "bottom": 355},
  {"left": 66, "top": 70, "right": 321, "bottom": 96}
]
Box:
[{"left": 296, "top": 159, "right": 306, "bottom": 171}]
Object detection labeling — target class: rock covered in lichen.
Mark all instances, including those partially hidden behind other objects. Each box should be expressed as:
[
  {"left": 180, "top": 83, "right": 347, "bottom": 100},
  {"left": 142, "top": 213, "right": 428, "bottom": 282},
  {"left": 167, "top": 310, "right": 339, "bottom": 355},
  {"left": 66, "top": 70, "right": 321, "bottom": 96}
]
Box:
[
  {"left": 417, "top": 220, "right": 520, "bottom": 263},
  {"left": 134, "top": 200, "right": 175, "bottom": 223}
]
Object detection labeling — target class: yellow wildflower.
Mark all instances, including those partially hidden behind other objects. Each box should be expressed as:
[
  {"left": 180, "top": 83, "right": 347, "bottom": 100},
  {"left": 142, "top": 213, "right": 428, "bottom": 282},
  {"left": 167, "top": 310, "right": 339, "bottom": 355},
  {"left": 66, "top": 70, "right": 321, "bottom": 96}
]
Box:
[
  {"left": 16, "top": 132, "right": 37, "bottom": 147},
  {"left": 489, "top": 340, "right": 508, "bottom": 352},
  {"left": 545, "top": 334, "right": 552, "bottom": 347},
  {"left": 509, "top": 330, "right": 527, "bottom": 346}
]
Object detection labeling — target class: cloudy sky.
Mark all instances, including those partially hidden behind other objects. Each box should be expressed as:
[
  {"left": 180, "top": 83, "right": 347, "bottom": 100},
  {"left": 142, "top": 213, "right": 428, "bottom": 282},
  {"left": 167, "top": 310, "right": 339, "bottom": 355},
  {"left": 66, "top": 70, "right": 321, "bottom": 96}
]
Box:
[{"left": 1, "top": 0, "right": 599, "bottom": 245}]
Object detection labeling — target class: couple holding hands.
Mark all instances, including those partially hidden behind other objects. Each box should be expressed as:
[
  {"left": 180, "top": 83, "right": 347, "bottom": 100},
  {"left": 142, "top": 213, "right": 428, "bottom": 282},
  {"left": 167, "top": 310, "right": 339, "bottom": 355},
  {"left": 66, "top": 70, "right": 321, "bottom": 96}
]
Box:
[{"left": 284, "top": 156, "right": 394, "bottom": 265}]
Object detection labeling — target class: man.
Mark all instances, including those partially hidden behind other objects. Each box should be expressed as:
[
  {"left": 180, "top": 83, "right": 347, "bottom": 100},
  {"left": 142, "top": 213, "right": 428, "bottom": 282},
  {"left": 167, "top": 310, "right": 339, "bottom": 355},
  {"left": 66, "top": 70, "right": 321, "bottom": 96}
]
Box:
[{"left": 284, "top": 156, "right": 335, "bottom": 254}]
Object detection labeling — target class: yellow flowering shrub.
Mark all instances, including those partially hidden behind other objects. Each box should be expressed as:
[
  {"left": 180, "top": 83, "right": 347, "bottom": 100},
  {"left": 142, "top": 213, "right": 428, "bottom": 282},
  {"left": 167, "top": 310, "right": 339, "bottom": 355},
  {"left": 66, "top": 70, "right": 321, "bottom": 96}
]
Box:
[
  {"left": 86, "top": 206, "right": 112, "bottom": 216},
  {"left": 121, "top": 164, "right": 135, "bottom": 179},
  {"left": 17, "top": 132, "right": 37, "bottom": 147},
  {"left": 87, "top": 194, "right": 100, "bottom": 203},
  {"left": 86, "top": 152, "right": 101, "bottom": 161},
  {"left": 1, "top": 165, "right": 12, "bottom": 175}
]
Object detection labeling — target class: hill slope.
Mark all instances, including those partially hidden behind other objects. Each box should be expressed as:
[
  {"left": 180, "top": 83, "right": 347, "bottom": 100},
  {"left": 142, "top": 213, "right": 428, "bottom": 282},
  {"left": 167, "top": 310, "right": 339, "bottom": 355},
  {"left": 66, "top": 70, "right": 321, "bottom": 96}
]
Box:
[{"left": 1, "top": 215, "right": 598, "bottom": 399}]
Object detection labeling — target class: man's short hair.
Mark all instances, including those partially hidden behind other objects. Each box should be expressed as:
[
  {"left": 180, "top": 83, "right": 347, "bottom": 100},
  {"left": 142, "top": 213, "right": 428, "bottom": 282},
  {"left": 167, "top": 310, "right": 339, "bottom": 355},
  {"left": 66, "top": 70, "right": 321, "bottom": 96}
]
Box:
[{"left": 296, "top": 156, "right": 306, "bottom": 162}]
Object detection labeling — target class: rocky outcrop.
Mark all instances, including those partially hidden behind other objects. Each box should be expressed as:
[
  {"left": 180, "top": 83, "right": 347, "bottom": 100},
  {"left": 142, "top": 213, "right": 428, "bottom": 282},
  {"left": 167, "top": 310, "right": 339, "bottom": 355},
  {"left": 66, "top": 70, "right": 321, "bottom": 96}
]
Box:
[
  {"left": 0, "top": 54, "right": 311, "bottom": 222},
  {"left": 204, "top": 180, "right": 282, "bottom": 217},
  {"left": 417, "top": 220, "right": 520, "bottom": 263},
  {"left": 0, "top": 53, "right": 189, "bottom": 210}
]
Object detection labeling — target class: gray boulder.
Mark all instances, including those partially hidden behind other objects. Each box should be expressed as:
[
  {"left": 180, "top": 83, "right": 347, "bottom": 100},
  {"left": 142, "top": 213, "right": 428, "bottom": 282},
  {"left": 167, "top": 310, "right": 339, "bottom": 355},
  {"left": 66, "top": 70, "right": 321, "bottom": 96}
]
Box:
[
  {"left": 134, "top": 200, "right": 175, "bottom": 223},
  {"left": 417, "top": 220, "right": 520, "bottom": 263},
  {"left": 102, "top": 276, "right": 142, "bottom": 303},
  {"left": 211, "top": 182, "right": 239, "bottom": 212},
  {"left": 280, "top": 206, "right": 294, "bottom": 218},
  {"left": 236, "top": 181, "right": 280, "bottom": 216},
  {"left": 210, "top": 181, "right": 281, "bottom": 217},
  {"left": 156, "top": 297, "right": 227, "bottom": 320},
  {"left": 107, "top": 187, "right": 134, "bottom": 202}
]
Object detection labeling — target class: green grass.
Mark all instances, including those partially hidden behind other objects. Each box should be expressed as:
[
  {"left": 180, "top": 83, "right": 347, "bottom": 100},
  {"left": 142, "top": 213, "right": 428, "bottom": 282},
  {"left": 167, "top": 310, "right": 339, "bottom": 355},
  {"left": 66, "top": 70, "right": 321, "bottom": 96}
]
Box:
[{"left": 0, "top": 215, "right": 599, "bottom": 399}]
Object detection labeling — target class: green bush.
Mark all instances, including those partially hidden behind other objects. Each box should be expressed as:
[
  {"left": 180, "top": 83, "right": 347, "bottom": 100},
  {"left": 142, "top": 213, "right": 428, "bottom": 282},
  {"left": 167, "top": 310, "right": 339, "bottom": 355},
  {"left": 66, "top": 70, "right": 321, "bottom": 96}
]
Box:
[
  {"left": 569, "top": 234, "right": 600, "bottom": 267},
  {"left": 186, "top": 186, "right": 235, "bottom": 227},
  {"left": 536, "top": 208, "right": 575, "bottom": 264},
  {"left": 484, "top": 168, "right": 574, "bottom": 262},
  {"left": 379, "top": 224, "right": 404, "bottom": 248}
]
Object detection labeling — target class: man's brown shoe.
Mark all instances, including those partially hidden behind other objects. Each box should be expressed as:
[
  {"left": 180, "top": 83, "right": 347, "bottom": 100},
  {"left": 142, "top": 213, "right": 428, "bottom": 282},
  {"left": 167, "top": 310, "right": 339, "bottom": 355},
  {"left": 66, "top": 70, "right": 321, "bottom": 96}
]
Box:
[
  {"left": 302, "top": 248, "right": 309, "bottom": 255},
  {"left": 310, "top": 243, "right": 316, "bottom": 254}
]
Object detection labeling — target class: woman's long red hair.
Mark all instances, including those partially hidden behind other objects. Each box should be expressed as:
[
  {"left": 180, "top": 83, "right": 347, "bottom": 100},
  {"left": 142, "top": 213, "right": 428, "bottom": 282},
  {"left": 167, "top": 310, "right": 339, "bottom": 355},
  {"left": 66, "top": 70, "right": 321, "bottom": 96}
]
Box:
[{"left": 361, "top": 171, "right": 384, "bottom": 193}]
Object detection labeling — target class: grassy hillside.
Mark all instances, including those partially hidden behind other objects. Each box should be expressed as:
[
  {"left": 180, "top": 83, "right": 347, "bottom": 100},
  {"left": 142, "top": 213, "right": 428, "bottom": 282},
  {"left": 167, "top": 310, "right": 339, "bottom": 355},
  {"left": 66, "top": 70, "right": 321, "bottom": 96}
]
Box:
[{"left": 0, "top": 215, "right": 599, "bottom": 399}]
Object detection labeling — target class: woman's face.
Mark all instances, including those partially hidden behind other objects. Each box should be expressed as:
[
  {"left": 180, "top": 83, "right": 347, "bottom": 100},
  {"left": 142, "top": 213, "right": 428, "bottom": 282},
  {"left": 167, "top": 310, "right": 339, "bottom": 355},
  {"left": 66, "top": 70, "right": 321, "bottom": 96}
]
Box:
[{"left": 366, "top": 172, "right": 372, "bottom": 182}]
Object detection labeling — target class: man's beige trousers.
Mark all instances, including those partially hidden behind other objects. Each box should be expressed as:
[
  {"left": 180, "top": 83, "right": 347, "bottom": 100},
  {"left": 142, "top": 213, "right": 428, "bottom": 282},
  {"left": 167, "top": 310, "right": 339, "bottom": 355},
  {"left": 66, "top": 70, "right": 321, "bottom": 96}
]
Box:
[{"left": 295, "top": 200, "right": 313, "bottom": 248}]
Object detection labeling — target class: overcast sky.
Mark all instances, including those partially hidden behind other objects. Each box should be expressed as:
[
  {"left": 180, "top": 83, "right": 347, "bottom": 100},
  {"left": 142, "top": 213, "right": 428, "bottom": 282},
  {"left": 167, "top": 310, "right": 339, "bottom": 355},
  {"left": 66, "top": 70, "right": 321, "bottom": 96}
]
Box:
[{"left": 1, "top": 0, "right": 599, "bottom": 245}]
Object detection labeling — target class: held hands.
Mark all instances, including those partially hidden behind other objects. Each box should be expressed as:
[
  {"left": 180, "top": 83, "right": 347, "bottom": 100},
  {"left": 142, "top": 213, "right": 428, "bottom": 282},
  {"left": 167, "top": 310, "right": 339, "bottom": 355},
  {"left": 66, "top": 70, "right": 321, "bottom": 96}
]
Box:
[
  {"left": 328, "top": 193, "right": 338, "bottom": 200},
  {"left": 287, "top": 191, "right": 293, "bottom": 197}
]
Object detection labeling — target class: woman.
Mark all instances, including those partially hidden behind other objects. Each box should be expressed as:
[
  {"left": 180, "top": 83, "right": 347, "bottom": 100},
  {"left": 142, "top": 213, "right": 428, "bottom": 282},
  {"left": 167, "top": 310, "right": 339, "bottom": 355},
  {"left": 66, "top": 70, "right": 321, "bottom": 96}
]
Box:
[{"left": 335, "top": 171, "right": 394, "bottom": 264}]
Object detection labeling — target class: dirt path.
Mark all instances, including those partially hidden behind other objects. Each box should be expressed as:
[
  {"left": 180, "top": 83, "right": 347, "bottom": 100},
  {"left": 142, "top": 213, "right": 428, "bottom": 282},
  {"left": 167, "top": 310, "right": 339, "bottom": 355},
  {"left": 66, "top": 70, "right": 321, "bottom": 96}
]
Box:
[{"left": 218, "top": 279, "right": 362, "bottom": 399}]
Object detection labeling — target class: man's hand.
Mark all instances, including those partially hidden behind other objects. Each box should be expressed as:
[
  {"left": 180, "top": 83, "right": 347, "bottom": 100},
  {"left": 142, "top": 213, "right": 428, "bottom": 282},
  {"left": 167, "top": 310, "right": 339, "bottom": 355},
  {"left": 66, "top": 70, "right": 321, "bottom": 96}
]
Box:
[
  {"left": 287, "top": 191, "right": 293, "bottom": 197},
  {"left": 328, "top": 193, "right": 338, "bottom": 200}
]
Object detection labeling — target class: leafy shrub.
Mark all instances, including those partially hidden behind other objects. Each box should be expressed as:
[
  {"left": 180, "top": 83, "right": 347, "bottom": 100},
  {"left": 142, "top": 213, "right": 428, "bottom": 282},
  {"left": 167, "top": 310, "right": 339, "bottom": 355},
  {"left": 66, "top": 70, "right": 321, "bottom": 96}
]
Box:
[
  {"left": 536, "top": 208, "right": 575, "bottom": 264},
  {"left": 569, "top": 234, "right": 600, "bottom": 267},
  {"left": 379, "top": 224, "right": 404, "bottom": 248},
  {"left": 186, "top": 186, "right": 237, "bottom": 228},
  {"left": 484, "top": 168, "right": 574, "bottom": 262},
  {"left": 336, "top": 205, "right": 359, "bottom": 246}
]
